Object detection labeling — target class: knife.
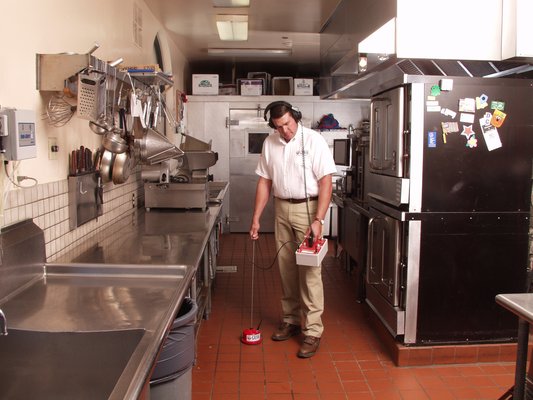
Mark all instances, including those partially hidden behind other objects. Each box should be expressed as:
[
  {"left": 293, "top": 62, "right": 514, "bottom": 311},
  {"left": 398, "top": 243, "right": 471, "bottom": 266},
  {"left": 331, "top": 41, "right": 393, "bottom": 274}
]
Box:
[
  {"left": 80, "top": 146, "right": 85, "bottom": 172},
  {"left": 86, "top": 148, "right": 93, "bottom": 171}
]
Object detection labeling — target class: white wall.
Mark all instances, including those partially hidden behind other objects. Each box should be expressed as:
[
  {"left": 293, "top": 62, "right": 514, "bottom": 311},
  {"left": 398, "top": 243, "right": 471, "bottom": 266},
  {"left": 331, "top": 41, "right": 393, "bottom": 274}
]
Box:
[
  {"left": 0, "top": 0, "right": 188, "bottom": 260},
  {"left": 0, "top": 0, "right": 187, "bottom": 184}
]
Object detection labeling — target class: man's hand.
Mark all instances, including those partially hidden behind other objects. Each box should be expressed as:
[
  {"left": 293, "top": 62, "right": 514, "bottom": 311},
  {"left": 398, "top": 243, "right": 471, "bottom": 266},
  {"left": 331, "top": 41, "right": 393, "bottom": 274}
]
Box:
[{"left": 250, "top": 222, "right": 260, "bottom": 240}]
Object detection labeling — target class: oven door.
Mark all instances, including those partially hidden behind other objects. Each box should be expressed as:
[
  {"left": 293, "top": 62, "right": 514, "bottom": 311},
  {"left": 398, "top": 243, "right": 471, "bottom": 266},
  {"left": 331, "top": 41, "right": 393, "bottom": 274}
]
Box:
[
  {"left": 366, "top": 207, "right": 405, "bottom": 336},
  {"left": 369, "top": 86, "right": 405, "bottom": 178}
]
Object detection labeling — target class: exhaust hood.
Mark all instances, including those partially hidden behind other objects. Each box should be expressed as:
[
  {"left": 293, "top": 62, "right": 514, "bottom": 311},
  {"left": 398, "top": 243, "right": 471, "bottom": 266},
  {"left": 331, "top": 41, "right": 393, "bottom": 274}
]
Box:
[{"left": 322, "top": 56, "right": 533, "bottom": 99}]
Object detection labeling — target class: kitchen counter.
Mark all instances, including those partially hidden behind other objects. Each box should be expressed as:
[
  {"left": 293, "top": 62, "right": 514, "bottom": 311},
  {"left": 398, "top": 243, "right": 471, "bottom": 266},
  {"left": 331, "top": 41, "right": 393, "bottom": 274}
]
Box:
[
  {"left": 0, "top": 187, "right": 226, "bottom": 399},
  {"left": 495, "top": 293, "right": 533, "bottom": 400}
]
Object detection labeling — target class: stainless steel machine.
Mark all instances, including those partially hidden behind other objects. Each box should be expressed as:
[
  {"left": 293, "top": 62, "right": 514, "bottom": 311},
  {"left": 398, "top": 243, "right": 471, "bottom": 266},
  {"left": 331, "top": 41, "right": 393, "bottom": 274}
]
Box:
[{"left": 143, "top": 134, "right": 218, "bottom": 210}]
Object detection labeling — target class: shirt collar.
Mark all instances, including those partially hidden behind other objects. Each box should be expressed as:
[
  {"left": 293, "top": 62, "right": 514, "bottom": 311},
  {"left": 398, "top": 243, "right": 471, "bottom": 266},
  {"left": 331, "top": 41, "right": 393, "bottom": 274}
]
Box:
[{"left": 276, "top": 124, "right": 303, "bottom": 145}]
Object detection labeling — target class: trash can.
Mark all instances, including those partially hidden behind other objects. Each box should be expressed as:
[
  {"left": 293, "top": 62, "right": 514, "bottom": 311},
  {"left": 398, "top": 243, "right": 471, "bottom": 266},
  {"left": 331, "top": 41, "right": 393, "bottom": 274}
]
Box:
[{"left": 150, "top": 297, "right": 197, "bottom": 400}]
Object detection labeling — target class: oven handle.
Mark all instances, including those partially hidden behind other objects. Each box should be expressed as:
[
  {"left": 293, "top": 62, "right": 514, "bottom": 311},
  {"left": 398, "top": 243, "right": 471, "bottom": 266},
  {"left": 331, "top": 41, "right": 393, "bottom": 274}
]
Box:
[
  {"left": 366, "top": 216, "right": 377, "bottom": 284},
  {"left": 369, "top": 103, "right": 380, "bottom": 170}
]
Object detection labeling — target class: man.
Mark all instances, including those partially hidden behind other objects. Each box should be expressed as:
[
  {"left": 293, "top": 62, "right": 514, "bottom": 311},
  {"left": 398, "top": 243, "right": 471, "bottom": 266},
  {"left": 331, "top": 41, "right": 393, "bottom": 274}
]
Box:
[{"left": 249, "top": 101, "right": 336, "bottom": 358}]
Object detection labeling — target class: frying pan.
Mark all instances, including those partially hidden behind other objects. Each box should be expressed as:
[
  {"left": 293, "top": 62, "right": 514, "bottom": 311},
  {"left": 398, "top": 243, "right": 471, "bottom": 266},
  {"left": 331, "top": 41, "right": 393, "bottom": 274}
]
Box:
[
  {"left": 99, "top": 149, "right": 115, "bottom": 183},
  {"left": 112, "top": 150, "right": 133, "bottom": 184}
]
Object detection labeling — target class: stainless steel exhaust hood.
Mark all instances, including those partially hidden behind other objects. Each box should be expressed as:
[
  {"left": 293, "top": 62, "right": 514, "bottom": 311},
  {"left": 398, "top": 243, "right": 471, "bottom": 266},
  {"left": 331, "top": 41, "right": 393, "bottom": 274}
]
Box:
[{"left": 322, "top": 56, "right": 533, "bottom": 99}]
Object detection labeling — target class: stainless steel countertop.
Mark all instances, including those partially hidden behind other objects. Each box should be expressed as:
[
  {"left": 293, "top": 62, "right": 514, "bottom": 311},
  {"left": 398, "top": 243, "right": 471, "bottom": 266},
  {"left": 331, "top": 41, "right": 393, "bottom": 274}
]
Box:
[
  {"left": 3, "top": 203, "right": 223, "bottom": 399},
  {"left": 496, "top": 293, "right": 533, "bottom": 323}
]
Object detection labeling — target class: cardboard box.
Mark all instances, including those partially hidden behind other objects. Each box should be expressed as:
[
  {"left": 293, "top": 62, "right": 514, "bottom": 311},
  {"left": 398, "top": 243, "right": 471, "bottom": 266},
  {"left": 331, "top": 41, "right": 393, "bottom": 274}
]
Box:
[
  {"left": 294, "top": 78, "right": 313, "bottom": 95},
  {"left": 192, "top": 74, "right": 219, "bottom": 95},
  {"left": 272, "top": 77, "right": 293, "bottom": 95},
  {"left": 238, "top": 78, "right": 263, "bottom": 95},
  {"left": 247, "top": 72, "right": 271, "bottom": 94}
]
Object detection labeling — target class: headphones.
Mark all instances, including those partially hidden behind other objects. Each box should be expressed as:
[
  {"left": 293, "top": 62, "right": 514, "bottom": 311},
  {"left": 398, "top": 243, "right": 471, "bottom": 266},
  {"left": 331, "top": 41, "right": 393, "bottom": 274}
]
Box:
[{"left": 263, "top": 101, "right": 302, "bottom": 129}]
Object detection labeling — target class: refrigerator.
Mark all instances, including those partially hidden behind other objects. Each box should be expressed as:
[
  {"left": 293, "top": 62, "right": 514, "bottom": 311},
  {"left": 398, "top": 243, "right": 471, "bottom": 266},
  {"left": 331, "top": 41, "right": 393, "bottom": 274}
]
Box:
[{"left": 365, "top": 75, "right": 533, "bottom": 344}]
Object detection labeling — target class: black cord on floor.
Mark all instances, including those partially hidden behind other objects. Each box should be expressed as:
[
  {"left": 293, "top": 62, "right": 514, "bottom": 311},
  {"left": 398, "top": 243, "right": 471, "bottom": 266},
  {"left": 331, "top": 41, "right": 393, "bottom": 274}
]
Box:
[{"left": 244, "top": 237, "right": 299, "bottom": 271}]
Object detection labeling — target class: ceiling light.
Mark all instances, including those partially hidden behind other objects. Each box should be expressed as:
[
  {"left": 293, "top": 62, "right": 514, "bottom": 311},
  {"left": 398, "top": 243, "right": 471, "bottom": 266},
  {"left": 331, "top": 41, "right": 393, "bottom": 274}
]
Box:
[
  {"left": 212, "top": 0, "right": 250, "bottom": 7},
  {"left": 216, "top": 15, "right": 248, "bottom": 41},
  {"left": 207, "top": 48, "right": 292, "bottom": 57}
]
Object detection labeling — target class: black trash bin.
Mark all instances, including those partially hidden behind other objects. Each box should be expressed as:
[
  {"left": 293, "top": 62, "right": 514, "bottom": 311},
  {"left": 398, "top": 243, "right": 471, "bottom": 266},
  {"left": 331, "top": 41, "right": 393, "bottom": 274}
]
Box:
[{"left": 150, "top": 297, "right": 197, "bottom": 400}]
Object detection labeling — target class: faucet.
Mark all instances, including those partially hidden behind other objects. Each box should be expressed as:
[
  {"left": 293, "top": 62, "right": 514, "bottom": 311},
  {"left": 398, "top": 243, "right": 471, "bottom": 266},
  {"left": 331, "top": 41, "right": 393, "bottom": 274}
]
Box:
[{"left": 0, "top": 309, "right": 7, "bottom": 335}]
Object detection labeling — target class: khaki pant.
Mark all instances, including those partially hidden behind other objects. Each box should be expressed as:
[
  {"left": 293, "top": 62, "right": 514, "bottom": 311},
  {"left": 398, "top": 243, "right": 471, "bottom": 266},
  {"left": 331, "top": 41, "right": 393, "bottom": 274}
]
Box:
[{"left": 274, "top": 198, "right": 324, "bottom": 337}]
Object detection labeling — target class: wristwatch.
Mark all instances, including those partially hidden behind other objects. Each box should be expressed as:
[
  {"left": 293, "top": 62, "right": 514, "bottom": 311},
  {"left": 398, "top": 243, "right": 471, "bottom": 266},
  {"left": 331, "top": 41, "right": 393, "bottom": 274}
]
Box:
[{"left": 314, "top": 217, "right": 324, "bottom": 225}]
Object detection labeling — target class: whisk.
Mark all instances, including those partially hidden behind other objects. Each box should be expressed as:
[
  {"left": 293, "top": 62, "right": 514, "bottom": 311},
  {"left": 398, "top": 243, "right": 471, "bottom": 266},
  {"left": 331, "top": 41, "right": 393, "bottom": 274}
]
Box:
[{"left": 44, "top": 95, "right": 77, "bottom": 127}]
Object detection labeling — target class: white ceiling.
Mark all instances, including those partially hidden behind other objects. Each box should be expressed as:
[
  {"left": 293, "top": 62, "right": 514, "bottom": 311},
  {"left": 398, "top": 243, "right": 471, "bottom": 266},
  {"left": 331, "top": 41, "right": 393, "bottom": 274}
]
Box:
[{"left": 144, "top": 0, "right": 342, "bottom": 72}]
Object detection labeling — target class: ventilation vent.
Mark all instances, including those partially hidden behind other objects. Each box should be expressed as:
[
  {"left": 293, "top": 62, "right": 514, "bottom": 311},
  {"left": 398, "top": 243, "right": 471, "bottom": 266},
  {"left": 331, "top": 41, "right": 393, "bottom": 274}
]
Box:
[
  {"left": 433, "top": 60, "right": 470, "bottom": 77},
  {"left": 396, "top": 59, "right": 423, "bottom": 75}
]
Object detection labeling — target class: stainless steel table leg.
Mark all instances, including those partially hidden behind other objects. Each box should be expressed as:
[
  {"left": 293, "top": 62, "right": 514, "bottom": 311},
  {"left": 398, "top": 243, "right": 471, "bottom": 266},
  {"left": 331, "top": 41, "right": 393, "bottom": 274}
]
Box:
[{"left": 513, "top": 319, "right": 529, "bottom": 400}]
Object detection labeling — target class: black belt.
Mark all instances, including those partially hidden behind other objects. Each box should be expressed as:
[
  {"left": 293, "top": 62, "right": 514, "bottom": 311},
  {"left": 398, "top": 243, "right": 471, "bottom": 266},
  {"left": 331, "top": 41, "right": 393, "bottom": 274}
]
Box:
[{"left": 277, "top": 196, "right": 318, "bottom": 204}]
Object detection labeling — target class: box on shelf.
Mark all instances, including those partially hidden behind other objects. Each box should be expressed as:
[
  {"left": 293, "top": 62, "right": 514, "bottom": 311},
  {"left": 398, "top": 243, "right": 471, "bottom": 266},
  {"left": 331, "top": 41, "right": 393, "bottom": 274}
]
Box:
[
  {"left": 272, "top": 77, "right": 293, "bottom": 95},
  {"left": 247, "top": 72, "right": 271, "bottom": 94},
  {"left": 218, "top": 84, "right": 237, "bottom": 95},
  {"left": 294, "top": 78, "right": 314, "bottom": 95},
  {"left": 192, "top": 74, "right": 219, "bottom": 95},
  {"left": 237, "top": 78, "right": 263, "bottom": 95}
]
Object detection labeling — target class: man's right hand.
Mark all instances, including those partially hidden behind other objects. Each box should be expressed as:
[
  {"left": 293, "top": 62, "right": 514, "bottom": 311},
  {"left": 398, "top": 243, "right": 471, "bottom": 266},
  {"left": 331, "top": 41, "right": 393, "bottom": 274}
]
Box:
[{"left": 249, "top": 222, "right": 260, "bottom": 240}]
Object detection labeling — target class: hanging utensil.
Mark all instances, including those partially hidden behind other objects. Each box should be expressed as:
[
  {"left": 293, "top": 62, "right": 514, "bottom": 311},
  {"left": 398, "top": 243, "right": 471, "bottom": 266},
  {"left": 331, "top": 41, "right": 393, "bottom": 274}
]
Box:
[
  {"left": 44, "top": 95, "right": 77, "bottom": 127},
  {"left": 99, "top": 149, "right": 115, "bottom": 183},
  {"left": 102, "top": 110, "right": 128, "bottom": 154},
  {"left": 77, "top": 71, "right": 106, "bottom": 121},
  {"left": 102, "top": 130, "right": 128, "bottom": 154},
  {"left": 112, "top": 150, "right": 133, "bottom": 184},
  {"left": 89, "top": 120, "right": 108, "bottom": 135}
]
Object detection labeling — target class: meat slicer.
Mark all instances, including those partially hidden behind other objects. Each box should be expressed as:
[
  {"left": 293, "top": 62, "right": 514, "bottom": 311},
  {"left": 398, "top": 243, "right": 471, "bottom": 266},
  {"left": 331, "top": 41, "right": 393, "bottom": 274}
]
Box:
[{"left": 142, "top": 134, "right": 218, "bottom": 210}]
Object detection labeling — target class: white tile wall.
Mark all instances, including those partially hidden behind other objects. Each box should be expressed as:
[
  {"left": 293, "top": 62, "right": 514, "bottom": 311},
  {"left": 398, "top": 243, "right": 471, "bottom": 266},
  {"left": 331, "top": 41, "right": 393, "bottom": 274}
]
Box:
[{"left": 1, "top": 170, "right": 145, "bottom": 262}]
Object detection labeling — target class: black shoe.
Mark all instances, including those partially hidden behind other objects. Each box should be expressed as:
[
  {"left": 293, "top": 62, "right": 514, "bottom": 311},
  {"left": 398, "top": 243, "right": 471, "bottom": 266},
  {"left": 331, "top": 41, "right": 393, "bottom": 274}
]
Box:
[{"left": 271, "top": 322, "right": 301, "bottom": 341}]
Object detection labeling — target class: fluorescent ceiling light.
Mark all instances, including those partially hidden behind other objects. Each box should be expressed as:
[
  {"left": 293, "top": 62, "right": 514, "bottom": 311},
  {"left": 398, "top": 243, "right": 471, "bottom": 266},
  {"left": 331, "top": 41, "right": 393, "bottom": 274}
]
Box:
[
  {"left": 216, "top": 15, "right": 248, "bottom": 41},
  {"left": 208, "top": 48, "right": 292, "bottom": 57},
  {"left": 212, "top": 0, "right": 250, "bottom": 7}
]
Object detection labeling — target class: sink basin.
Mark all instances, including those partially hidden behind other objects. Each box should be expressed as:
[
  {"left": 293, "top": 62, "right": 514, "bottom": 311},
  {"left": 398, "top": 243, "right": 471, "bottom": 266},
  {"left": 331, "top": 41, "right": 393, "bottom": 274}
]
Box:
[
  {"left": 0, "top": 328, "right": 145, "bottom": 400},
  {"left": 2, "top": 263, "right": 188, "bottom": 332}
]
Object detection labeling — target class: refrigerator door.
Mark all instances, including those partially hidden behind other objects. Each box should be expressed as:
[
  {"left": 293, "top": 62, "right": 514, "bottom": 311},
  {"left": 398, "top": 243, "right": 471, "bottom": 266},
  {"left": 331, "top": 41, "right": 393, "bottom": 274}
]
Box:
[
  {"left": 415, "top": 212, "right": 529, "bottom": 343},
  {"left": 421, "top": 78, "right": 533, "bottom": 212}
]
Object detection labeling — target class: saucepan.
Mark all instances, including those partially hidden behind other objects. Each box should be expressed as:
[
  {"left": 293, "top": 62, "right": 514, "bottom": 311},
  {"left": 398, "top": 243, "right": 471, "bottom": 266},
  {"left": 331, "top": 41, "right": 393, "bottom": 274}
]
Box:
[
  {"left": 112, "top": 150, "right": 134, "bottom": 184},
  {"left": 102, "top": 129, "right": 128, "bottom": 153},
  {"left": 102, "top": 109, "right": 129, "bottom": 153},
  {"left": 99, "top": 148, "right": 115, "bottom": 183}
]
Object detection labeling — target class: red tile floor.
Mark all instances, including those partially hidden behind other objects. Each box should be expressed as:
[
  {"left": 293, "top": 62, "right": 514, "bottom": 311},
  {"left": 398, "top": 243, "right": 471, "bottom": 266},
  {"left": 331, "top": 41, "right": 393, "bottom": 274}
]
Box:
[{"left": 192, "top": 233, "right": 516, "bottom": 399}]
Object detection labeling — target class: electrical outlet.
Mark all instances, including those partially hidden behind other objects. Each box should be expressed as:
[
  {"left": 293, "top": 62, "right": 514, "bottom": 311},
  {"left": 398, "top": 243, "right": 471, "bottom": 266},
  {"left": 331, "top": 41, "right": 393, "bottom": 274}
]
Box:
[{"left": 48, "top": 137, "right": 58, "bottom": 160}]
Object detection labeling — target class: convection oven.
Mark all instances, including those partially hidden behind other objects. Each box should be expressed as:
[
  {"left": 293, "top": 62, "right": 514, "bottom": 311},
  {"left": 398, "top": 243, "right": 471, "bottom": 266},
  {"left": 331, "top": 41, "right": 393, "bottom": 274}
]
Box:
[{"left": 365, "top": 76, "right": 533, "bottom": 345}]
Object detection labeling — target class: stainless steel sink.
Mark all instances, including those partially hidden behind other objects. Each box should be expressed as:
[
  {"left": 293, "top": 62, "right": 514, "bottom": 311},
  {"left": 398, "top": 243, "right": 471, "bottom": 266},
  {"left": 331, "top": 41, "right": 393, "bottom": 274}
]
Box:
[
  {"left": 0, "top": 219, "right": 198, "bottom": 399},
  {"left": 2, "top": 263, "right": 188, "bottom": 332},
  {"left": 0, "top": 328, "right": 145, "bottom": 400}
]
